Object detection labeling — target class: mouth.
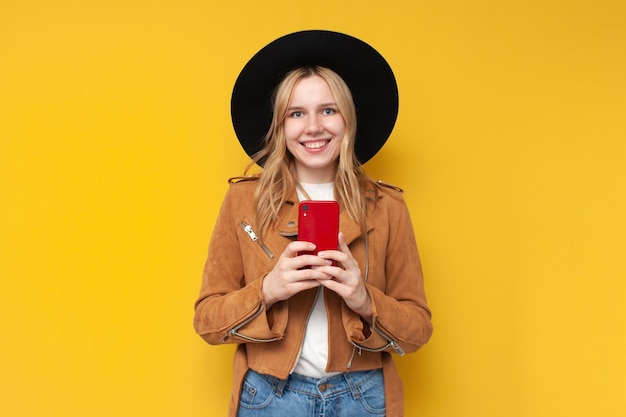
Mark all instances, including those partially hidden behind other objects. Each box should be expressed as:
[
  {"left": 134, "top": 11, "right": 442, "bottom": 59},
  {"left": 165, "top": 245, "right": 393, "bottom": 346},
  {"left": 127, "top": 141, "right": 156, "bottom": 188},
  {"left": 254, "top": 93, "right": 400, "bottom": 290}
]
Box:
[{"left": 301, "top": 139, "right": 331, "bottom": 150}]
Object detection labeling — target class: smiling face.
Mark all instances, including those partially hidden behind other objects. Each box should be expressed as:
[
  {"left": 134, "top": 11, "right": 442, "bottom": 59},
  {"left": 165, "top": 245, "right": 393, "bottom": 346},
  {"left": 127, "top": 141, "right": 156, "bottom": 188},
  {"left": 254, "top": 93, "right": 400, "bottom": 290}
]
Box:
[{"left": 283, "top": 74, "right": 346, "bottom": 183}]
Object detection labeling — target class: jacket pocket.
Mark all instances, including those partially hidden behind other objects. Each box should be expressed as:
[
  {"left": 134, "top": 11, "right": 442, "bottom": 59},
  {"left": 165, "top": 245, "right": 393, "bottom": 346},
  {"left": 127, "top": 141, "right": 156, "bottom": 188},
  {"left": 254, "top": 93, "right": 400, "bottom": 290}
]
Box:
[
  {"left": 221, "top": 301, "right": 281, "bottom": 344},
  {"left": 350, "top": 318, "right": 406, "bottom": 356}
]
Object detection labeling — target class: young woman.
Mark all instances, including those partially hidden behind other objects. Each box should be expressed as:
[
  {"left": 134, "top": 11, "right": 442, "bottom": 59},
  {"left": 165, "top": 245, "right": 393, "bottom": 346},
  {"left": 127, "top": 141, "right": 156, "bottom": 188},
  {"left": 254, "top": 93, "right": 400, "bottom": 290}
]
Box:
[{"left": 194, "top": 30, "right": 433, "bottom": 417}]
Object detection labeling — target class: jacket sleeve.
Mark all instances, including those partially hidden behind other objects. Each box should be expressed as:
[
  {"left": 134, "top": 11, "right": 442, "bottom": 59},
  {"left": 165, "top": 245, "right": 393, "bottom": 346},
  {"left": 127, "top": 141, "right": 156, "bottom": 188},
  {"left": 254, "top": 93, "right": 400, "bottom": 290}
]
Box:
[
  {"left": 347, "top": 192, "right": 433, "bottom": 355},
  {"left": 193, "top": 185, "right": 288, "bottom": 345}
]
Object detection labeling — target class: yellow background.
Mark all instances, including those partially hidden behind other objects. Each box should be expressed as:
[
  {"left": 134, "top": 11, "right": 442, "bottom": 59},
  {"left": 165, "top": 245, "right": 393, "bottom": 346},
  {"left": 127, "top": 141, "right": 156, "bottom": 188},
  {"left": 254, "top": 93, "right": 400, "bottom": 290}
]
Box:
[{"left": 1, "top": 1, "right": 625, "bottom": 416}]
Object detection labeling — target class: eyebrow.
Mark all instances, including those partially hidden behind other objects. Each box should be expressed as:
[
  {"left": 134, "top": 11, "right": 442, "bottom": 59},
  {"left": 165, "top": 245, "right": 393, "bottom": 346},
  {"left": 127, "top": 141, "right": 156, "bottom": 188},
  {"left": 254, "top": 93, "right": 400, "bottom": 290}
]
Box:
[{"left": 286, "top": 102, "right": 338, "bottom": 111}]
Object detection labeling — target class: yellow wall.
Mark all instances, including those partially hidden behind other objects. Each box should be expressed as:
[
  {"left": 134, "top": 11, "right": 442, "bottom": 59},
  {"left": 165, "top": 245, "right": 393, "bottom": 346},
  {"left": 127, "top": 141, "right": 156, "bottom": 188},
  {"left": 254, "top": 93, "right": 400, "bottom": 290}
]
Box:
[{"left": 1, "top": 1, "right": 625, "bottom": 416}]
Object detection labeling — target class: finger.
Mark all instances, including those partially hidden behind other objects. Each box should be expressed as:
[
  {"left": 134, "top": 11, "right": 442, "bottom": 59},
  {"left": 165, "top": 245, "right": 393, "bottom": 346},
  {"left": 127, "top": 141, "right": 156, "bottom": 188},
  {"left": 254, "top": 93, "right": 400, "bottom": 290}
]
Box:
[
  {"left": 291, "top": 253, "right": 333, "bottom": 273},
  {"left": 338, "top": 232, "right": 350, "bottom": 252},
  {"left": 293, "top": 267, "right": 333, "bottom": 284},
  {"left": 313, "top": 265, "right": 348, "bottom": 283},
  {"left": 317, "top": 276, "right": 343, "bottom": 292},
  {"left": 282, "top": 241, "right": 316, "bottom": 259},
  {"left": 287, "top": 279, "right": 323, "bottom": 292},
  {"left": 334, "top": 232, "right": 354, "bottom": 263},
  {"left": 317, "top": 247, "right": 346, "bottom": 263}
]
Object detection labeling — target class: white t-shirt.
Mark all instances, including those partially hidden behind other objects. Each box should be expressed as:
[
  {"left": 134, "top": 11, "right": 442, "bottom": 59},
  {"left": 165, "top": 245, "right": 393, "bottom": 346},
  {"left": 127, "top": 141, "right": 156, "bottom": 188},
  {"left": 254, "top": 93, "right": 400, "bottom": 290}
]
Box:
[{"left": 293, "top": 183, "right": 342, "bottom": 378}]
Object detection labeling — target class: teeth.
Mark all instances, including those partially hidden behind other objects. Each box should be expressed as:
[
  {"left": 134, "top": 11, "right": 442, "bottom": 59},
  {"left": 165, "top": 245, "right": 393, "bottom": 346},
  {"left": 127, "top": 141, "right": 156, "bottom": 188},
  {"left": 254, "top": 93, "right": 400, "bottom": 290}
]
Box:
[{"left": 303, "top": 140, "right": 328, "bottom": 149}]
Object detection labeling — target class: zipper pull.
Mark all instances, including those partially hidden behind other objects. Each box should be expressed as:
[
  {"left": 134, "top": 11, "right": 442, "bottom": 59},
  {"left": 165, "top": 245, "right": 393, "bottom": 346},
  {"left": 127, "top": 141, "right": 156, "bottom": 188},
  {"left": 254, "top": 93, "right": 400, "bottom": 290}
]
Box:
[
  {"left": 241, "top": 222, "right": 274, "bottom": 259},
  {"left": 347, "top": 346, "right": 356, "bottom": 369},
  {"left": 242, "top": 223, "right": 258, "bottom": 241},
  {"left": 390, "top": 340, "right": 406, "bottom": 356}
]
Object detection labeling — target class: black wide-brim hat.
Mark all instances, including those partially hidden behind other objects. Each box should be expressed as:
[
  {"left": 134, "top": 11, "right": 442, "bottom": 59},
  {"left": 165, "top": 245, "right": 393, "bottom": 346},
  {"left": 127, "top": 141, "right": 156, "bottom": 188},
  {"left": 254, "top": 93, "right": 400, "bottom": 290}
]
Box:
[{"left": 231, "top": 30, "right": 399, "bottom": 165}]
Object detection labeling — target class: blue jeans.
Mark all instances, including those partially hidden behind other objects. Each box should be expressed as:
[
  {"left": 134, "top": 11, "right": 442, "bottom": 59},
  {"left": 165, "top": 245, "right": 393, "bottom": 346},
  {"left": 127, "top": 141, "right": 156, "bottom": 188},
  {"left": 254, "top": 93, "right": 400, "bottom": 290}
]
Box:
[{"left": 237, "top": 368, "right": 386, "bottom": 417}]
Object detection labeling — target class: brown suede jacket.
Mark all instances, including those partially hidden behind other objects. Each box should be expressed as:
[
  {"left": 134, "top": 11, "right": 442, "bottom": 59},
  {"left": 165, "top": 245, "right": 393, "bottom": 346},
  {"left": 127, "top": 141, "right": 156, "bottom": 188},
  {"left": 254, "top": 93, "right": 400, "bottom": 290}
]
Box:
[{"left": 194, "top": 177, "right": 433, "bottom": 417}]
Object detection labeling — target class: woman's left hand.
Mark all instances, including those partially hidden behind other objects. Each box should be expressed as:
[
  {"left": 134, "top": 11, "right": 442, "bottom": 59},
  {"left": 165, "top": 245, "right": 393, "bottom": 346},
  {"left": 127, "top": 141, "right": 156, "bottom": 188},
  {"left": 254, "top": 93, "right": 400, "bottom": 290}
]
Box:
[{"left": 315, "top": 232, "right": 372, "bottom": 323}]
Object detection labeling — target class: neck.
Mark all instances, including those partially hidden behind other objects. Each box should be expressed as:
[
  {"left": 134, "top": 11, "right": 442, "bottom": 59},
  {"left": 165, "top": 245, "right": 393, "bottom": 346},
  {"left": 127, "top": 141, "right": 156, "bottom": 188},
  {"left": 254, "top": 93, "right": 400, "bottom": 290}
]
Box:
[{"left": 295, "top": 166, "right": 337, "bottom": 184}]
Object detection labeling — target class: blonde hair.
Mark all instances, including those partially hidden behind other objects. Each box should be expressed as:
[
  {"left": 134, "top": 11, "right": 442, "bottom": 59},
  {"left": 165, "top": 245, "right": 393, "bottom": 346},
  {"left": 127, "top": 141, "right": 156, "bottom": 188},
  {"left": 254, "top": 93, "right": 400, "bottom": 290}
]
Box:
[{"left": 246, "top": 66, "right": 375, "bottom": 238}]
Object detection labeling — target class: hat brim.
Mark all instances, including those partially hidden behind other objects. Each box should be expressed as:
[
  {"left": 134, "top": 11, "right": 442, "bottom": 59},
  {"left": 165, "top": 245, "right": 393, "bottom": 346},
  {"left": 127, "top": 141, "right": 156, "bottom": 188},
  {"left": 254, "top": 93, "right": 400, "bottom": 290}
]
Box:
[{"left": 230, "top": 30, "right": 399, "bottom": 165}]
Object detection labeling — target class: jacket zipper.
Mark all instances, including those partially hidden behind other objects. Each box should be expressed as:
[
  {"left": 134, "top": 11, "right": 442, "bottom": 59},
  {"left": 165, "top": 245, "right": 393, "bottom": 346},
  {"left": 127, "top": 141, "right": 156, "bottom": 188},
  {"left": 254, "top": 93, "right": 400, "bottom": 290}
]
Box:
[
  {"left": 241, "top": 221, "right": 274, "bottom": 259},
  {"left": 372, "top": 317, "right": 405, "bottom": 355},
  {"left": 221, "top": 301, "right": 280, "bottom": 344},
  {"left": 346, "top": 346, "right": 361, "bottom": 369},
  {"left": 290, "top": 288, "right": 321, "bottom": 374},
  {"left": 350, "top": 318, "right": 406, "bottom": 356}
]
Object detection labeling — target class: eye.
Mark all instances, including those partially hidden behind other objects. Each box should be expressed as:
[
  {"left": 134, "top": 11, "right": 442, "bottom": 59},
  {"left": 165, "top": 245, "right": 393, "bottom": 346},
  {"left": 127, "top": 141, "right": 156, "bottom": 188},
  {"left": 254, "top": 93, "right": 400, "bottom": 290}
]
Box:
[
  {"left": 289, "top": 111, "right": 304, "bottom": 118},
  {"left": 322, "top": 108, "right": 338, "bottom": 116}
]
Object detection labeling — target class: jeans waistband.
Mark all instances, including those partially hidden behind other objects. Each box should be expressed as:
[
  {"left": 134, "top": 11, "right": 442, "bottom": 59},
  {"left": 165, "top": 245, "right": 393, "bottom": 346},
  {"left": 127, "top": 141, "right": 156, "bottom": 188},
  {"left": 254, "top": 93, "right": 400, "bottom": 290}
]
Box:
[{"left": 254, "top": 368, "right": 383, "bottom": 399}]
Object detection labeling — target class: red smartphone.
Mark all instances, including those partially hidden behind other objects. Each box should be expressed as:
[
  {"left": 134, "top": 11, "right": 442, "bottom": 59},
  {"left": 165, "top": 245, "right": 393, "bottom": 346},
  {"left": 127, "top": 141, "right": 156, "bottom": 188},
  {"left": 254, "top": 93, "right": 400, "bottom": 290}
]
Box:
[{"left": 298, "top": 200, "right": 339, "bottom": 263}]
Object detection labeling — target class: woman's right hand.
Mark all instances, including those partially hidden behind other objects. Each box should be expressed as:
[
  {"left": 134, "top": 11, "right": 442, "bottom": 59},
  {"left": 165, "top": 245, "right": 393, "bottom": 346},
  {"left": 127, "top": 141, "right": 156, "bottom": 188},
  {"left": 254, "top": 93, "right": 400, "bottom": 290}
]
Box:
[{"left": 262, "top": 241, "right": 331, "bottom": 308}]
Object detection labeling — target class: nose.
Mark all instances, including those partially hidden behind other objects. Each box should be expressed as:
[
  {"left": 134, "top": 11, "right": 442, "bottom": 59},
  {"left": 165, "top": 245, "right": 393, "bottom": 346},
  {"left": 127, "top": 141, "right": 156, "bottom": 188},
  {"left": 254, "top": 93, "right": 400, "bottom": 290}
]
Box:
[{"left": 305, "top": 114, "right": 323, "bottom": 134}]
